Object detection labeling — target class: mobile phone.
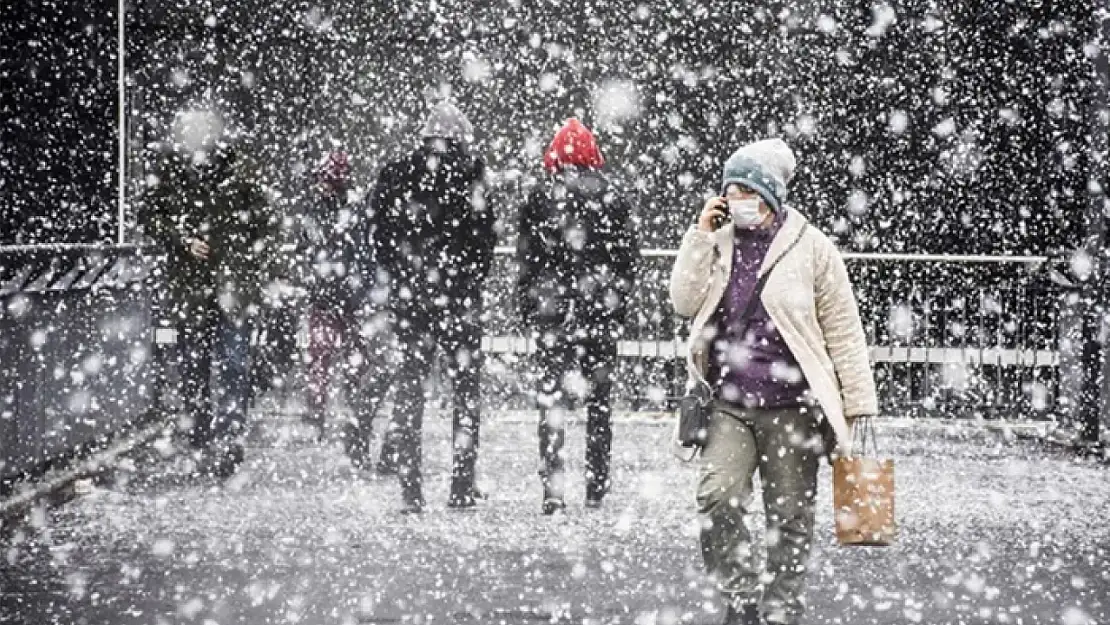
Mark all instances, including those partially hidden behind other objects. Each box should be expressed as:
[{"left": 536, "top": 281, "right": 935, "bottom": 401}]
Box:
[{"left": 710, "top": 198, "right": 729, "bottom": 230}]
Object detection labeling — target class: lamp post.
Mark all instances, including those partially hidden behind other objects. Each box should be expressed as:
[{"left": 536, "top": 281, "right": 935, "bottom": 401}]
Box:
[{"left": 117, "top": 0, "right": 127, "bottom": 245}]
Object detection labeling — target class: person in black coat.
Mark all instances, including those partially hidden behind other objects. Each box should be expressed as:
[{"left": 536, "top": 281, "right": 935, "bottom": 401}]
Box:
[
  {"left": 140, "top": 108, "right": 279, "bottom": 479},
  {"left": 516, "top": 118, "right": 638, "bottom": 514},
  {"left": 370, "top": 102, "right": 495, "bottom": 513}
]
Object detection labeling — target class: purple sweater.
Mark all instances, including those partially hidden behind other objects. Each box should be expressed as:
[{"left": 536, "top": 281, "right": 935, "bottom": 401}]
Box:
[{"left": 710, "top": 211, "right": 811, "bottom": 409}]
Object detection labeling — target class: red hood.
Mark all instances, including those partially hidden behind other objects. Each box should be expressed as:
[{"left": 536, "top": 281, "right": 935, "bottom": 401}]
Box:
[{"left": 543, "top": 118, "right": 605, "bottom": 173}]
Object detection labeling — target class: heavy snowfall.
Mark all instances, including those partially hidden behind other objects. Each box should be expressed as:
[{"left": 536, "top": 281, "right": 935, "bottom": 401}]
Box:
[{"left": 1, "top": 1, "right": 1109, "bottom": 624}]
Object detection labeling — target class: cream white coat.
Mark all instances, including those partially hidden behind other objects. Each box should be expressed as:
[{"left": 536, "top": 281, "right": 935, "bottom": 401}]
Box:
[{"left": 668, "top": 207, "right": 878, "bottom": 456}]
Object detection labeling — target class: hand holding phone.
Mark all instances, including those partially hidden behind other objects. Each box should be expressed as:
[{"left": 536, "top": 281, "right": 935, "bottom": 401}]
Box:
[{"left": 697, "top": 197, "right": 729, "bottom": 233}]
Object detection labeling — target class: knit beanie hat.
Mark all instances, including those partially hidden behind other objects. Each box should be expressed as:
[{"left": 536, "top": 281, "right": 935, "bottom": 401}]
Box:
[
  {"left": 720, "top": 138, "right": 797, "bottom": 212},
  {"left": 543, "top": 118, "right": 605, "bottom": 173},
  {"left": 420, "top": 101, "right": 474, "bottom": 144}
]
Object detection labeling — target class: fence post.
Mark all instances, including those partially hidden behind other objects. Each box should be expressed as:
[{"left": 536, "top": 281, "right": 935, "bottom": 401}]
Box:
[
  {"left": 1097, "top": 285, "right": 1110, "bottom": 450},
  {"left": 1076, "top": 285, "right": 1106, "bottom": 448},
  {"left": 1079, "top": 10, "right": 1110, "bottom": 453}
]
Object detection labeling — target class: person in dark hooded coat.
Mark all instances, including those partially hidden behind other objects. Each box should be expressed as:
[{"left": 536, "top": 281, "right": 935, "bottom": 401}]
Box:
[
  {"left": 370, "top": 102, "right": 494, "bottom": 513},
  {"left": 140, "top": 108, "right": 279, "bottom": 478},
  {"left": 515, "top": 118, "right": 638, "bottom": 514}
]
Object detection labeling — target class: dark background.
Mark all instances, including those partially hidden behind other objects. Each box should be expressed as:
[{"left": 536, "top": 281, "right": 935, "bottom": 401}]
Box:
[
  {"left": 1, "top": 0, "right": 120, "bottom": 243},
  {"left": 0, "top": 0, "right": 1099, "bottom": 254}
]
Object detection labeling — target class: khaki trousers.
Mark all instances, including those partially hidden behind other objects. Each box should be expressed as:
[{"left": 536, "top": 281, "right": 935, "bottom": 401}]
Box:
[{"left": 697, "top": 401, "right": 823, "bottom": 625}]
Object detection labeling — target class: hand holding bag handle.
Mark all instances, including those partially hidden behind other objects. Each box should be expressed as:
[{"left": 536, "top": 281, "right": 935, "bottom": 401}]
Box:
[{"left": 849, "top": 415, "right": 880, "bottom": 457}]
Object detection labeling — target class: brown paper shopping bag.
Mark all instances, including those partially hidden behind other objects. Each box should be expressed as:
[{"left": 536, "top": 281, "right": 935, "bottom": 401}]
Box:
[{"left": 832, "top": 418, "right": 896, "bottom": 546}]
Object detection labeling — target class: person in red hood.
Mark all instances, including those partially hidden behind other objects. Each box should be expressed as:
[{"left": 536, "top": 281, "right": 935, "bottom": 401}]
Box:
[
  {"left": 296, "top": 150, "right": 398, "bottom": 472},
  {"left": 516, "top": 118, "right": 638, "bottom": 514}
]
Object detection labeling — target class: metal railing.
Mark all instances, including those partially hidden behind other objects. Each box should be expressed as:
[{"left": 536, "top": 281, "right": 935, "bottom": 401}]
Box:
[
  {"left": 0, "top": 244, "right": 158, "bottom": 490},
  {"left": 476, "top": 249, "right": 1062, "bottom": 419},
  {"left": 840, "top": 255, "right": 1058, "bottom": 419},
  {"left": 0, "top": 241, "right": 1067, "bottom": 491},
  {"left": 156, "top": 244, "right": 1062, "bottom": 418}
]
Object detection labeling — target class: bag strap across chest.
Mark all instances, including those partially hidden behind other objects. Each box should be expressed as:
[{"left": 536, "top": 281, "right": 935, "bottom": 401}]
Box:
[{"left": 735, "top": 223, "right": 809, "bottom": 330}]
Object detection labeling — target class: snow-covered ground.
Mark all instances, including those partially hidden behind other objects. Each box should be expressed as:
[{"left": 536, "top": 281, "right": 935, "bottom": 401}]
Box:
[{"left": 3, "top": 412, "right": 1108, "bottom": 625}]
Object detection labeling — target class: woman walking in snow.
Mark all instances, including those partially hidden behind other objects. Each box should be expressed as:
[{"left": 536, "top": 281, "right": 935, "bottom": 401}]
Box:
[{"left": 669, "top": 138, "right": 878, "bottom": 625}]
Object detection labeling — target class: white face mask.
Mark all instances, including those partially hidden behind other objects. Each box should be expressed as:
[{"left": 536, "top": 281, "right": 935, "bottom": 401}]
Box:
[{"left": 728, "top": 198, "right": 763, "bottom": 228}]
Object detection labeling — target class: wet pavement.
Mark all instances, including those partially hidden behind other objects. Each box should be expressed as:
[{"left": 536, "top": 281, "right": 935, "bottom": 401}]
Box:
[{"left": 2, "top": 413, "right": 1109, "bottom": 625}]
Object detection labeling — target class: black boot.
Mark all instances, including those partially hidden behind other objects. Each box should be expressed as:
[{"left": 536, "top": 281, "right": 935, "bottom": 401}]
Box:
[
  {"left": 447, "top": 487, "right": 479, "bottom": 511},
  {"left": 376, "top": 433, "right": 399, "bottom": 475},
  {"left": 399, "top": 480, "right": 425, "bottom": 514},
  {"left": 399, "top": 497, "right": 424, "bottom": 515},
  {"left": 541, "top": 496, "right": 566, "bottom": 515},
  {"left": 585, "top": 480, "right": 609, "bottom": 509},
  {"left": 723, "top": 603, "right": 761, "bottom": 625},
  {"left": 539, "top": 469, "right": 565, "bottom": 515},
  {"left": 376, "top": 457, "right": 398, "bottom": 475},
  {"left": 212, "top": 443, "right": 245, "bottom": 480},
  {"left": 302, "top": 411, "right": 326, "bottom": 442},
  {"left": 343, "top": 422, "right": 372, "bottom": 470}
]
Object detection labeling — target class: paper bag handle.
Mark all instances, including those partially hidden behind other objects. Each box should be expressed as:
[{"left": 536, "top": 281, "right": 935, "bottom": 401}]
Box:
[{"left": 849, "top": 417, "right": 880, "bottom": 457}]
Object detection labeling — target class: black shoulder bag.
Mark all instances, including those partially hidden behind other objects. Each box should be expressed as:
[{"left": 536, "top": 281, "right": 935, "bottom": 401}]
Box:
[{"left": 676, "top": 225, "right": 809, "bottom": 456}]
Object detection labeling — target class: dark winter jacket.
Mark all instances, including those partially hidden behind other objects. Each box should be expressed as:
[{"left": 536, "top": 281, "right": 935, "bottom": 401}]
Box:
[
  {"left": 297, "top": 184, "right": 373, "bottom": 313},
  {"left": 515, "top": 167, "right": 637, "bottom": 337},
  {"left": 140, "top": 143, "right": 278, "bottom": 317},
  {"left": 370, "top": 140, "right": 494, "bottom": 321}
]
